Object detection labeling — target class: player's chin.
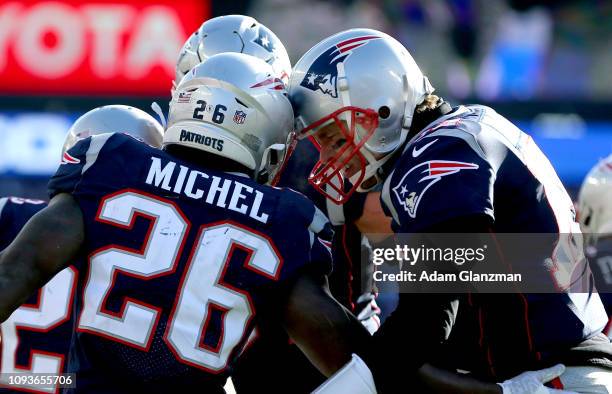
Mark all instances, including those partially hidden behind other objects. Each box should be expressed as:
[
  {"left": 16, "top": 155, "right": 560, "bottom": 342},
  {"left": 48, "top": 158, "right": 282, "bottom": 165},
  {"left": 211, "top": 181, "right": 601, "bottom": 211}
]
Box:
[
  {"left": 359, "top": 175, "right": 378, "bottom": 190},
  {"left": 341, "top": 162, "right": 361, "bottom": 179}
]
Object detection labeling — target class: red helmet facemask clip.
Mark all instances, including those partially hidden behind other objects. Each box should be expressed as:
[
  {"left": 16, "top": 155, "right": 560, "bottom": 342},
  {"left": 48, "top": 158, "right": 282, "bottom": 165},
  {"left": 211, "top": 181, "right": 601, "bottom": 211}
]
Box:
[
  {"left": 299, "top": 106, "right": 379, "bottom": 205},
  {"left": 270, "top": 130, "right": 298, "bottom": 187}
]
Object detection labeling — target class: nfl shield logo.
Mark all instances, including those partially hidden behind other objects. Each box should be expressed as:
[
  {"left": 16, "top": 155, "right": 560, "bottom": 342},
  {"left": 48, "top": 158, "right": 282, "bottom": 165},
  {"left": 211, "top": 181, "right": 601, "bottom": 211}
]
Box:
[{"left": 233, "top": 110, "right": 247, "bottom": 124}]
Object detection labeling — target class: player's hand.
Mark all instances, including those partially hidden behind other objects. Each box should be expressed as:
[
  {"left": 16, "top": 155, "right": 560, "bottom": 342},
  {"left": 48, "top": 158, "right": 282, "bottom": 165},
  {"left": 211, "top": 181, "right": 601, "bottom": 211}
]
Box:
[
  {"left": 497, "top": 364, "right": 577, "bottom": 394},
  {"left": 355, "top": 294, "right": 380, "bottom": 335}
]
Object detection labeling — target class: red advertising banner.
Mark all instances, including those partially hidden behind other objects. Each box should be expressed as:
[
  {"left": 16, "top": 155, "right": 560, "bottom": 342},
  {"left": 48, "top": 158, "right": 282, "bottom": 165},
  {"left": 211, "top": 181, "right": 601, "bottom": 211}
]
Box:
[{"left": 0, "top": 0, "right": 208, "bottom": 96}]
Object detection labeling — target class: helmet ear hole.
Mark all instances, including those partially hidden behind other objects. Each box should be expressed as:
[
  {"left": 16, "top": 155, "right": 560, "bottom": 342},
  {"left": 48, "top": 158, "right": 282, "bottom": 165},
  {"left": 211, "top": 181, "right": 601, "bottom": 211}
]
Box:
[
  {"left": 269, "top": 149, "right": 280, "bottom": 166},
  {"left": 378, "top": 106, "right": 391, "bottom": 119},
  {"left": 583, "top": 212, "right": 591, "bottom": 227}
]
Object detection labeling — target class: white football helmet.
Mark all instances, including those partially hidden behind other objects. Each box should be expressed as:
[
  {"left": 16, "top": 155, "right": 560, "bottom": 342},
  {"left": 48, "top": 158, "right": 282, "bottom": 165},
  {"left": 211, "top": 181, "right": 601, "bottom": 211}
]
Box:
[
  {"left": 62, "top": 105, "right": 163, "bottom": 156},
  {"left": 166, "top": 52, "right": 295, "bottom": 184},
  {"left": 288, "top": 28, "right": 434, "bottom": 204},
  {"left": 174, "top": 15, "right": 291, "bottom": 88},
  {"left": 578, "top": 154, "right": 612, "bottom": 246}
]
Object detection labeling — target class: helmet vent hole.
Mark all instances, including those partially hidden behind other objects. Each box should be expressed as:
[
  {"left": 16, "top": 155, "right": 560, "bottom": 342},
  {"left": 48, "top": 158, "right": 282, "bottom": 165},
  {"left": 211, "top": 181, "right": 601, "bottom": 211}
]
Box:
[
  {"left": 378, "top": 106, "right": 391, "bottom": 119},
  {"left": 235, "top": 98, "right": 249, "bottom": 108}
]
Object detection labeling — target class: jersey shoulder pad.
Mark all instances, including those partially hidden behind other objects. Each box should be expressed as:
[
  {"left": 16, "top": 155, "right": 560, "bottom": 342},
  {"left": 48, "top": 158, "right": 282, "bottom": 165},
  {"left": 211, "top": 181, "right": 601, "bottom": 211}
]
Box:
[
  {"left": 276, "top": 187, "right": 330, "bottom": 233},
  {"left": 382, "top": 133, "right": 495, "bottom": 232},
  {"left": 276, "top": 187, "right": 333, "bottom": 276},
  {"left": 48, "top": 133, "right": 136, "bottom": 198}
]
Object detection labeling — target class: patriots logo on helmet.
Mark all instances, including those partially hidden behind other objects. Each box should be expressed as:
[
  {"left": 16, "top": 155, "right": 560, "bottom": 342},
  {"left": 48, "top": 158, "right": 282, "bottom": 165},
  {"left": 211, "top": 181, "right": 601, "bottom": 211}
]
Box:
[
  {"left": 254, "top": 29, "right": 274, "bottom": 52},
  {"left": 300, "top": 35, "right": 380, "bottom": 98},
  {"left": 250, "top": 77, "right": 285, "bottom": 91},
  {"left": 61, "top": 151, "right": 81, "bottom": 165},
  {"left": 318, "top": 237, "right": 332, "bottom": 255},
  {"left": 392, "top": 160, "right": 479, "bottom": 218}
]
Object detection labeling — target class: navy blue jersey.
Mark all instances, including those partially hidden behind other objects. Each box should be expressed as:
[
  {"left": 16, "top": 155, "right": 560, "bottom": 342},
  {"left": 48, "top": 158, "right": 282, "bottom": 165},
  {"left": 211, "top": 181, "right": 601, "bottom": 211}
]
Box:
[
  {"left": 232, "top": 139, "right": 378, "bottom": 394},
  {"left": 0, "top": 197, "right": 46, "bottom": 250},
  {"left": 0, "top": 197, "right": 77, "bottom": 394},
  {"left": 589, "top": 238, "right": 612, "bottom": 338},
  {"left": 381, "top": 105, "right": 612, "bottom": 379},
  {"left": 48, "top": 133, "right": 333, "bottom": 393},
  {"left": 278, "top": 141, "right": 376, "bottom": 312}
]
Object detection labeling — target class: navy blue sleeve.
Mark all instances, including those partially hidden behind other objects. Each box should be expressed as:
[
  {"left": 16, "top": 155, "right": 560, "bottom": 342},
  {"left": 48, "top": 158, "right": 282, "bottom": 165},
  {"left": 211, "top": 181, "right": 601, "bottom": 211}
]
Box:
[
  {"left": 384, "top": 138, "right": 495, "bottom": 233},
  {"left": 590, "top": 241, "right": 612, "bottom": 318},
  {"left": 0, "top": 197, "right": 47, "bottom": 250},
  {"left": 48, "top": 133, "right": 127, "bottom": 199},
  {"left": 308, "top": 205, "right": 334, "bottom": 277},
  {"left": 276, "top": 190, "right": 334, "bottom": 280}
]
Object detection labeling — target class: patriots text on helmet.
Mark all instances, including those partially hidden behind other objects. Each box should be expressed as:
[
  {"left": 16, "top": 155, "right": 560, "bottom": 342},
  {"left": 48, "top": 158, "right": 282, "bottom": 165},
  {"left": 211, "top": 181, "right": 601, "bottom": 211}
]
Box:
[{"left": 179, "top": 129, "right": 224, "bottom": 152}]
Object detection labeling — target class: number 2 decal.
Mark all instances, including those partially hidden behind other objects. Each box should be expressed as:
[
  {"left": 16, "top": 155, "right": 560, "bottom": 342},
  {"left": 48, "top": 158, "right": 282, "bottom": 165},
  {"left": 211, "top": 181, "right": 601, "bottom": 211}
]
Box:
[
  {"left": 192, "top": 100, "right": 227, "bottom": 124},
  {"left": 78, "top": 190, "right": 282, "bottom": 373}
]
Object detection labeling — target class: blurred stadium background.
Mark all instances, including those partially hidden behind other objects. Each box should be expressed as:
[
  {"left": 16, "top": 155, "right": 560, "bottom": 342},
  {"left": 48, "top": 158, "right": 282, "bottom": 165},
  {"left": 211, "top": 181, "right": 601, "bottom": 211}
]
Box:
[{"left": 0, "top": 0, "right": 610, "bottom": 200}]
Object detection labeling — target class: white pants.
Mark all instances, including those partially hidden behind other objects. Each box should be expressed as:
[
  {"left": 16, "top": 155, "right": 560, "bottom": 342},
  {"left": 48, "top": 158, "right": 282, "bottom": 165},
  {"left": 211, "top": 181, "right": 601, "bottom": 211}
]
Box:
[{"left": 559, "top": 366, "right": 612, "bottom": 393}]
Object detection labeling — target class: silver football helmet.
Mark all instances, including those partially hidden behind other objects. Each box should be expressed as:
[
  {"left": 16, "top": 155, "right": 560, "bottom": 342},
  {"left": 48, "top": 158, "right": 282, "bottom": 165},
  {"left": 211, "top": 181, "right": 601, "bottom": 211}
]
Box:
[
  {"left": 578, "top": 154, "right": 612, "bottom": 247},
  {"left": 166, "top": 52, "right": 295, "bottom": 185},
  {"left": 174, "top": 15, "right": 291, "bottom": 88},
  {"left": 288, "top": 28, "right": 434, "bottom": 204},
  {"left": 62, "top": 105, "right": 163, "bottom": 156}
]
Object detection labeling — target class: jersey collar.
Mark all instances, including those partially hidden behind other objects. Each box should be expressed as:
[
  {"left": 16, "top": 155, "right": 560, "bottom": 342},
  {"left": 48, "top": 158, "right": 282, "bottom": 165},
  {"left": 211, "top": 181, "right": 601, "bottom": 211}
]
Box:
[{"left": 403, "top": 105, "right": 470, "bottom": 154}]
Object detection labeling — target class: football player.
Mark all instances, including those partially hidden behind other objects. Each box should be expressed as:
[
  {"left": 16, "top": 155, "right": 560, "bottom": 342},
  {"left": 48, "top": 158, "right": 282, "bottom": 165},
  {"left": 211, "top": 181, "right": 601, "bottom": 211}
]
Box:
[
  {"left": 288, "top": 28, "right": 612, "bottom": 393},
  {"left": 174, "top": 14, "right": 291, "bottom": 88},
  {"left": 0, "top": 54, "right": 375, "bottom": 393},
  {"left": 172, "top": 16, "right": 387, "bottom": 393},
  {"left": 578, "top": 154, "right": 612, "bottom": 338},
  {"left": 172, "top": 16, "right": 321, "bottom": 393},
  {"left": 0, "top": 105, "right": 163, "bottom": 394}
]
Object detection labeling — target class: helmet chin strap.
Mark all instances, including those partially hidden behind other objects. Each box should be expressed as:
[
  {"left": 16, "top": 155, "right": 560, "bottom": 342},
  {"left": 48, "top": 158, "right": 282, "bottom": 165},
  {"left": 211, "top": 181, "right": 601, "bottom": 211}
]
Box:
[
  {"left": 151, "top": 102, "right": 167, "bottom": 129},
  {"left": 342, "top": 72, "right": 417, "bottom": 193},
  {"left": 351, "top": 131, "right": 406, "bottom": 193}
]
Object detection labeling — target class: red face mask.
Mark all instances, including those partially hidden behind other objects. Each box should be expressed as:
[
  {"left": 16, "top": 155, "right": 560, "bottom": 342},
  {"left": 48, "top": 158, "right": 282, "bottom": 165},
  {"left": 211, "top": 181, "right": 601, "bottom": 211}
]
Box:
[{"left": 299, "top": 106, "right": 379, "bottom": 205}]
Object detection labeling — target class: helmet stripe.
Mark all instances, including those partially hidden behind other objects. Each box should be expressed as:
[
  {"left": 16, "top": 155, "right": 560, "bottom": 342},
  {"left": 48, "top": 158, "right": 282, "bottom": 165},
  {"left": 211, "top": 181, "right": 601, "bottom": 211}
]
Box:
[
  {"left": 336, "top": 35, "right": 380, "bottom": 48},
  {"left": 338, "top": 42, "right": 368, "bottom": 53}
]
